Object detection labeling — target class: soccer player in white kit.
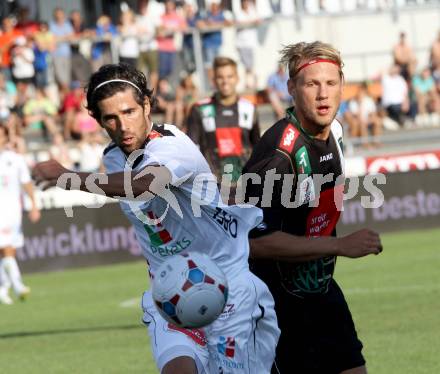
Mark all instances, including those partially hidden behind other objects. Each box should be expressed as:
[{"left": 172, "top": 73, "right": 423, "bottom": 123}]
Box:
[
  {"left": 0, "top": 125, "right": 40, "bottom": 305},
  {"left": 32, "top": 63, "right": 279, "bottom": 374}
]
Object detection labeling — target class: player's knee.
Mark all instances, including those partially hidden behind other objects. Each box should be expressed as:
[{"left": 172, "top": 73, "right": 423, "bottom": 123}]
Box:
[{"left": 161, "top": 356, "right": 198, "bottom": 374}]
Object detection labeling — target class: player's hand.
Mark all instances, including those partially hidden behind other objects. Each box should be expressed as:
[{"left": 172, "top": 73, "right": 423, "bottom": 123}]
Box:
[
  {"left": 28, "top": 206, "right": 41, "bottom": 223},
  {"left": 337, "top": 229, "right": 383, "bottom": 258},
  {"left": 32, "top": 160, "right": 69, "bottom": 190}
]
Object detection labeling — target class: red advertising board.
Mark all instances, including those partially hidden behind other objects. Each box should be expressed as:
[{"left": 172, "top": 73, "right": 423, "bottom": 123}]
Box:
[{"left": 366, "top": 149, "right": 440, "bottom": 174}]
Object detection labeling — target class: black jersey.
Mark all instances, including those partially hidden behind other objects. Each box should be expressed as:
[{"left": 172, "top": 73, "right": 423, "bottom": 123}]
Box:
[
  {"left": 186, "top": 96, "right": 260, "bottom": 182},
  {"left": 243, "top": 108, "right": 345, "bottom": 297}
]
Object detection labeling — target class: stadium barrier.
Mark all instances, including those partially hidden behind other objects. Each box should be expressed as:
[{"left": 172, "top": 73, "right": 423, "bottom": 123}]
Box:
[
  {"left": 338, "top": 168, "right": 440, "bottom": 235},
  {"left": 19, "top": 169, "right": 440, "bottom": 273}
]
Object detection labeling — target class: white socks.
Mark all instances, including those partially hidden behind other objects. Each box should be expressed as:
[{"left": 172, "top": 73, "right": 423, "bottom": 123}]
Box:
[
  {"left": 0, "top": 256, "right": 26, "bottom": 295},
  {"left": 0, "top": 258, "right": 11, "bottom": 298}
]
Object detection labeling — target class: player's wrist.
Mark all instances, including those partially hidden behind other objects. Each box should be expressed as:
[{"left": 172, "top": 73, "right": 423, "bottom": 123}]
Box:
[{"left": 333, "top": 237, "right": 345, "bottom": 257}]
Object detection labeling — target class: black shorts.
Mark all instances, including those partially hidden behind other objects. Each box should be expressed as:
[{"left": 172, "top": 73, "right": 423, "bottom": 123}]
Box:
[{"left": 269, "top": 278, "right": 365, "bottom": 374}]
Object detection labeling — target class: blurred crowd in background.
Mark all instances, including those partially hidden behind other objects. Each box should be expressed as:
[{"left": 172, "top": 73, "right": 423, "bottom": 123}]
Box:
[{"left": 0, "top": 0, "right": 439, "bottom": 169}]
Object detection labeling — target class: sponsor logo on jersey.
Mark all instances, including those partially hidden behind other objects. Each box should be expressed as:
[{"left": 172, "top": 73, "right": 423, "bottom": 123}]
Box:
[
  {"left": 201, "top": 104, "right": 215, "bottom": 118},
  {"left": 151, "top": 237, "right": 193, "bottom": 257},
  {"left": 212, "top": 207, "right": 238, "bottom": 239},
  {"left": 214, "top": 336, "right": 245, "bottom": 371},
  {"left": 147, "top": 130, "right": 162, "bottom": 140},
  {"left": 298, "top": 176, "right": 315, "bottom": 206},
  {"left": 143, "top": 211, "right": 194, "bottom": 256},
  {"left": 320, "top": 153, "right": 333, "bottom": 163},
  {"left": 290, "top": 256, "right": 335, "bottom": 294},
  {"left": 218, "top": 303, "right": 236, "bottom": 320},
  {"left": 217, "top": 336, "right": 235, "bottom": 358},
  {"left": 143, "top": 211, "right": 173, "bottom": 247},
  {"left": 305, "top": 187, "right": 342, "bottom": 237},
  {"left": 279, "top": 124, "right": 298, "bottom": 153},
  {"left": 295, "top": 146, "right": 312, "bottom": 175},
  {"left": 168, "top": 323, "right": 207, "bottom": 346}
]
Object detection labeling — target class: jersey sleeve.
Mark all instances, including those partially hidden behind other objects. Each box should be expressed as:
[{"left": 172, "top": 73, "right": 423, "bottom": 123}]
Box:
[
  {"left": 244, "top": 150, "right": 294, "bottom": 239},
  {"left": 102, "top": 145, "right": 125, "bottom": 174},
  {"left": 140, "top": 135, "right": 197, "bottom": 186}
]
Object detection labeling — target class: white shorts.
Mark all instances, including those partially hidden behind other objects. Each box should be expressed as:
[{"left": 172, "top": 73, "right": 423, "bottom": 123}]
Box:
[
  {"left": 0, "top": 209, "right": 23, "bottom": 248},
  {"left": 141, "top": 270, "right": 280, "bottom": 373}
]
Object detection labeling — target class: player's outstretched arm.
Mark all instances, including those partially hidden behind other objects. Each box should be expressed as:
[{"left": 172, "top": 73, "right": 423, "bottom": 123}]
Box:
[
  {"left": 32, "top": 159, "right": 172, "bottom": 200},
  {"left": 250, "top": 228, "right": 383, "bottom": 262}
]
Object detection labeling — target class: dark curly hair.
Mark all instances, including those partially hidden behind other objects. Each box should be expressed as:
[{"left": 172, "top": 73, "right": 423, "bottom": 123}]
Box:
[{"left": 86, "top": 63, "right": 156, "bottom": 121}]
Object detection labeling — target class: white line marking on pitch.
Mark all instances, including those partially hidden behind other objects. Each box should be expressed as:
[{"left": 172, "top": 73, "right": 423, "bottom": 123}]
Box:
[
  {"left": 344, "top": 283, "right": 440, "bottom": 295},
  {"left": 120, "top": 297, "right": 139, "bottom": 308}
]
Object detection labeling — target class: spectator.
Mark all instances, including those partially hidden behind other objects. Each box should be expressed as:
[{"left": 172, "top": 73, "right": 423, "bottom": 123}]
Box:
[
  {"left": 381, "top": 64, "right": 409, "bottom": 127},
  {"left": 49, "top": 8, "right": 74, "bottom": 95},
  {"left": 49, "top": 132, "right": 73, "bottom": 169},
  {"left": 91, "top": 15, "right": 118, "bottom": 72},
  {"left": 14, "top": 6, "right": 39, "bottom": 36},
  {"left": 77, "top": 130, "right": 105, "bottom": 173},
  {"left": 23, "top": 87, "right": 59, "bottom": 139},
  {"left": 10, "top": 36, "right": 35, "bottom": 101},
  {"left": 430, "top": 31, "right": 440, "bottom": 100},
  {"left": 186, "top": 56, "right": 260, "bottom": 182},
  {"left": 69, "top": 10, "right": 93, "bottom": 83},
  {"left": 235, "top": 0, "right": 261, "bottom": 90},
  {"left": 430, "top": 30, "right": 440, "bottom": 71},
  {"left": 136, "top": 0, "right": 164, "bottom": 91},
  {"left": 74, "top": 102, "right": 100, "bottom": 139},
  {"left": 118, "top": 8, "right": 140, "bottom": 68},
  {"left": 33, "top": 22, "right": 55, "bottom": 90},
  {"left": 156, "top": 78, "right": 179, "bottom": 127},
  {"left": 392, "top": 31, "right": 416, "bottom": 82},
  {"left": 412, "top": 67, "right": 440, "bottom": 126},
  {"left": 176, "top": 72, "right": 199, "bottom": 127},
  {"left": 266, "top": 63, "right": 291, "bottom": 120},
  {"left": 157, "top": 0, "right": 187, "bottom": 80},
  {"left": 181, "top": 1, "right": 198, "bottom": 74},
  {"left": 346, "top": 82, "right": 382, "bottom": 147},
  {"left": 0, "top": 17, "right": 23, "bottom": 81},
  {"left": 196, "top": 0, "right": 233, "bottom": 85},
  {"left": 60, "top": 80, "right": 84, "bottom": 139},
  {"left": 0, "top": 72, "right": 17, "bottom": 124}
]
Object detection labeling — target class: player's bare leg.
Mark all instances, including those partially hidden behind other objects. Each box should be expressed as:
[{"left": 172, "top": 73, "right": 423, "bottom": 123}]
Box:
[
  {"left": 341, "top": 365, "right": 367, "bottom": 374},
  {"left": 162, "top": 356, "right": 197, "bottom": 374}
]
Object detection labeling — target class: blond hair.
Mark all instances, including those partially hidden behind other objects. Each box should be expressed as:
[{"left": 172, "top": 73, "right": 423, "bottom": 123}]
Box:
[
  {"left": 213, "top": 56, "right": 237, "bottom": 71},
  {"left": 279, "top": 41, "right": 344, "bottom": 80}
]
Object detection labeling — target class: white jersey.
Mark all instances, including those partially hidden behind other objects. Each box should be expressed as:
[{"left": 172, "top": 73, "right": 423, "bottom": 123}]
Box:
[
  {"left": 0, "top": 149, "right": 31, "bottom": 247},
  {"left": 0, "top": 149, "right": 30, "bottom": 212},
  {"left": 103, "top": 124, "right": 263, "bottom": 278}
]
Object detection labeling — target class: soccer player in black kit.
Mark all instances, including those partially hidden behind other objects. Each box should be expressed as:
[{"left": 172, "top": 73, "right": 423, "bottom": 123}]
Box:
[{"left": 243, "top": 41, "right": 383, "bottom": 374}]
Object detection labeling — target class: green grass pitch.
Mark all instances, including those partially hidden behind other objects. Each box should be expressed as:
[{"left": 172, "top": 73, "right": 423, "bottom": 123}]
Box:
[{"left": 1, "top": 228, "right": 439, "bottom": 373}]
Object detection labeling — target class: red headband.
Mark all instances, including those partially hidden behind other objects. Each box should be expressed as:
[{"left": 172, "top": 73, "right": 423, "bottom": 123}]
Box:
[{"left": 295, "top": 58, "right": 340, "bottom": 76}]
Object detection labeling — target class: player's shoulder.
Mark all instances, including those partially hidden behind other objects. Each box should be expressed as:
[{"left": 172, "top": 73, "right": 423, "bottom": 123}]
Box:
[
  {"left": 145, "top": 123, "right": 184, "bottom": 148},
  {"left": 262, "top": 117, "right": 299, "bottom": 156},
  {"left": 244, "top": 118, "right": 294, "bottom": 173},
  {"left": 103, "top": 142, "right": 118, "bottom": 157},
  {"left": 1, "top": 149, "right": 25, "bottom": 163},
  {"left": 145, "top": 123, "right": 199, "bottom": 157},
  {"left": 238, "top": 96, "right": 256, "bottom": 108},
  {"left": 330, "top": 118, "right": 344, "bottom": 140},
  {"left": 194, "top": 97, "right": 213, "bottom": 107}
]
